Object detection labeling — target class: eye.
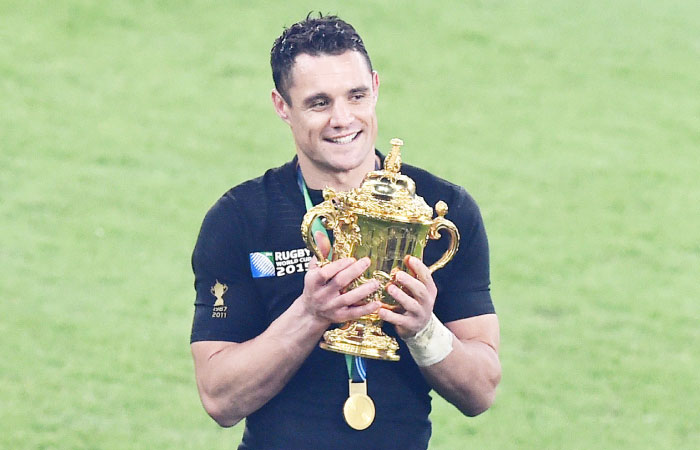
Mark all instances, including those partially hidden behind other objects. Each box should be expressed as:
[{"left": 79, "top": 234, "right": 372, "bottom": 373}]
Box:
[
  {"left": 351, "top": 93, "right": 366, "bottom": 101},
  {"left": 310, "top": 99, "right": 329, "bottom": 110}
]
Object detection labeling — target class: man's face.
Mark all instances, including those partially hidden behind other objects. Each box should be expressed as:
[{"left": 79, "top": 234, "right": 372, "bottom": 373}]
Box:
[{"left": 273, "top": 51, "right": 379, "bottom": 176}]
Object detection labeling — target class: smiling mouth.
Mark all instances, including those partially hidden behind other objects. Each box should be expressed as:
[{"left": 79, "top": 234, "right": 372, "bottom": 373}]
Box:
[{"left": 326, "top": 131, "right": 360, "bottom": 145}]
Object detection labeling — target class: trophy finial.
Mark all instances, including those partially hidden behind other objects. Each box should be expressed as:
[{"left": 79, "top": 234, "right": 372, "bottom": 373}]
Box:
[
  {"left": 435, "top": 200, "right": 448, "bottom": 217},
  {"left": 385, "top": 138, "right": 403, "bottom": 173}
]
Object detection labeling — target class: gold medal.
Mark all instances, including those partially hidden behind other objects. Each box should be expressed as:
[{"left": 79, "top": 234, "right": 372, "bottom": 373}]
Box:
[{"left": 343, "top": 380, "right": 375, "bottom": 430}]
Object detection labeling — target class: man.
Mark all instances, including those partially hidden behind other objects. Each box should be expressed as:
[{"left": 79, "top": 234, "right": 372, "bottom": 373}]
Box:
[{"left": 191, "top": 14, "right": 500, "bottom": 449}]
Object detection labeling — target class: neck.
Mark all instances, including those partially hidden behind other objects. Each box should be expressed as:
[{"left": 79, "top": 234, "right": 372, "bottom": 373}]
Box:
[{"left": 298, "top": 155, "right": 379, "bottom": 192}]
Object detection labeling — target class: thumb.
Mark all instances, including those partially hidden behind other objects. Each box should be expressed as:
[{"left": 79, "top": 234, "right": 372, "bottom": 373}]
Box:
[{"left": 314, "top": 230, "right": 331, "bottom": 259}]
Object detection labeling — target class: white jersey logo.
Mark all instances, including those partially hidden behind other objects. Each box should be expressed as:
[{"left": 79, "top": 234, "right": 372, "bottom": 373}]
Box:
[{"left": 249, "top": 248, "right": 312, "bottom": 278}]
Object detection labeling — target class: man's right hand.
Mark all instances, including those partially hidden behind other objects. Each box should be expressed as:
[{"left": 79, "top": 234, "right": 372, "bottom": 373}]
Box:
[
  {"left": 192, "top": 234, "right": 380, "bottom": 428},
  {"left": 301, "top": 231, "right": 381, "bottom": 324}
]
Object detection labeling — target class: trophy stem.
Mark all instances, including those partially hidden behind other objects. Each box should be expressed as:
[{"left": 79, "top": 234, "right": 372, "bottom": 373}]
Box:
[{"left": 320, "top": 313, "right": 400, "bottom": 361}]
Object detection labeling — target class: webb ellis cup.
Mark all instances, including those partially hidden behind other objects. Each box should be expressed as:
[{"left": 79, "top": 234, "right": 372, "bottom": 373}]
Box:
[{"left": 301, "top": 139, "right": 460, "bottom": 361}]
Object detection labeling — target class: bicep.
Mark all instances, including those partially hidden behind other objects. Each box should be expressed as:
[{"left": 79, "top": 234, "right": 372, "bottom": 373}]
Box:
[
  {"left": 191, "top": 195, "right": 267, "bottom": 343},
  {"left": 445, "top": 313, "right": 500, "bottom": 353}
]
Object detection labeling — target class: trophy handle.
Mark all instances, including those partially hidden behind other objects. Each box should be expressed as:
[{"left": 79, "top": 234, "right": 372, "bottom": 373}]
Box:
[
  {"left": 300, "top": 200, "right": 338, "bottom": 266},
  {"left": 427, "top": 201, "right": 460, "bottom": 273}
]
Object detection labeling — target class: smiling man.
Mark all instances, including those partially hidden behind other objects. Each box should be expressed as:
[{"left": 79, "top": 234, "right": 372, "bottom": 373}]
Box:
[
  {"left": 190, "top": 14, "right": 500, "bottom": 449},
  {"left": 271, "top": 50, "right": 379, "bottom": 191}
]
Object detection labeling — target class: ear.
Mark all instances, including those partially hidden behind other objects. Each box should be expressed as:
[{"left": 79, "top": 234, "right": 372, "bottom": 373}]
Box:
[
  {"left": 371, "top": 71, "right": 380, "bottom": 103},
  {"left": 271, "top": 89, "right": 291, "bottom": 125}
]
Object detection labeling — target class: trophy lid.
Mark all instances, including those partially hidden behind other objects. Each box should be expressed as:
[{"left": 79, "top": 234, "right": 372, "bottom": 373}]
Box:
[{"left": 331, "top": 138, "right": 436, "bottom": 224}]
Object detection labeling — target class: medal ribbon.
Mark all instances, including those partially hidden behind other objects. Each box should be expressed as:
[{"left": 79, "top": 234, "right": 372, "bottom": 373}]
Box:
[
  {"left": 296, "top": 165, "right": 367, "bottom": 383},
  {"left": 296, "top": 166, "right": 330, "bottom": 252}
]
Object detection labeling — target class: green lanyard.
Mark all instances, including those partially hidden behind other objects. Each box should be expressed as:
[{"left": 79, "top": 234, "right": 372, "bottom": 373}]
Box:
[{"left": 296, "top": 165, "right": 366, "bottom": 383}]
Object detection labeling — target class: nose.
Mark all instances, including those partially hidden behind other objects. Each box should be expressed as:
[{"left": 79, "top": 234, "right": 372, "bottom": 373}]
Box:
[{"left": 329, "top": 100, "right": 353, "bottom": 128}]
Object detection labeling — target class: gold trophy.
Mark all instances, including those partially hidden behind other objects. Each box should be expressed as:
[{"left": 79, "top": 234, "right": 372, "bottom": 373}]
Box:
[{"left": 300, "top": 138, "right": 460, "bottom": 361}]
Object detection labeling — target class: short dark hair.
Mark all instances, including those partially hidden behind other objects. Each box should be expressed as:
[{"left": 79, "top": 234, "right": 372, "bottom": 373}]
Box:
[{"left": 270, "top": 13, "right": 373, "bottom": 105}]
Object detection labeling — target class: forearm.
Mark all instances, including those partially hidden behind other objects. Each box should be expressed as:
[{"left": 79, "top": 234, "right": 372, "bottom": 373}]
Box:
[
  {"left": 193, "top": 299, "right": 329, "bottom": 427},
  {"left": 192, "top": 255, "right": 381, "bottom": 427},
  {"left": 377, "top": 258, "right": 501, "bottom": 416},
  {"left": 419, "top": 336, "right": 501, "bottom": 416},
  {"left": 399, "top": 312, "right": 501, "bottom": 417}
]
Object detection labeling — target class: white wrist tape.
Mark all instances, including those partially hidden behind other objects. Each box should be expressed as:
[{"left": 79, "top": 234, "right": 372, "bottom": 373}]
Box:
[{"left": 404, "top": 313, "right": 454, "bottom": 367}]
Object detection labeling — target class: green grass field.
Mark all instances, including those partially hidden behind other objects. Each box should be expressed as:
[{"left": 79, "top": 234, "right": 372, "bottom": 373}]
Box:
[{"left": 2, "top": 1, "right": 698, "bottom": 448}]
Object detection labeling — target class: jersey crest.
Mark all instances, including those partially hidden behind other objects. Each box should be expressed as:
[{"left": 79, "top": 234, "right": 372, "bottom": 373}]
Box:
[{"left": 249, "top": 248, "right": 311, "bottom": 278}]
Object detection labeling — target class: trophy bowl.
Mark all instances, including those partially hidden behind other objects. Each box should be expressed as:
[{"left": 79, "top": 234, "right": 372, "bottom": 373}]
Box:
[{"left": 300, "top": 138, "right": 460, "bottom": 361}]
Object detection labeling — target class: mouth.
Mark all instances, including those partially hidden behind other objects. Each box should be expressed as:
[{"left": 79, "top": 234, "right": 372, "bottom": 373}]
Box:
[{"left": 325, "top": 131, "right": 361, "bottom": 145}]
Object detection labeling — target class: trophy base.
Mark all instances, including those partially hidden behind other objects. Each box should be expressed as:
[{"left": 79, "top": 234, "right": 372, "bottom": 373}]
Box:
[{"left": 320, "top": 315, "right": 400, "bottom": 361}]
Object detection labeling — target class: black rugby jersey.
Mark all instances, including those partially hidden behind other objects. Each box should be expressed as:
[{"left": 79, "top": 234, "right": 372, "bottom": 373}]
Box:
[{"left": 191, "top": 152, "right": 494, "bottom": 449}]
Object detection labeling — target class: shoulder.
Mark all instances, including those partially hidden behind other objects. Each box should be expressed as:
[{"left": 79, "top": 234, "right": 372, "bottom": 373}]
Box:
[
  {"left": 194, "top": 159, "right": 297, "bottom": 254},
  {"left": 204, "top": 159, "right": 297, "bottom": 223},
  {"left": 401, "top": 163, "right": 481, "bottom": 217},
  {"left": 402, "top": 165, "right": 494, "bottom": 319}
]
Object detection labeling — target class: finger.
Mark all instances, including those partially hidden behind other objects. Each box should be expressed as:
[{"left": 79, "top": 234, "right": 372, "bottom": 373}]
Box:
[
  {"left": 311, "top": 257, "right": 371, "bottom": 298},
  {"left": 377, "top": 306, "right": 427, "bottom": 339},
  {"left": 377, "top": 305, "right": 411, "bottom": 329},
  {"left": 385, "top": 282, "right": 421, "bottom": 314},
  {"left": 306, "top": 257, "right": 356, "bottom": 286},
  {"left": 332, "top": 301, "right": 382, "bottom": 323},
  {"left": 325, "top": 277, "right": 380, "bottom": 310},
  {"left": 404, "top": 256, "right": 437, "bottom": 295},
  {"left": 320, "top": 280, "right": 380, "bottom": 322},
  {"left": 326, "top": 257, "right": 371, "bottom": 291},
  {"left": 393, "top": 270, "right": 429, "bottom": 304},
  {"left": 314, "top": 230, "right": 331, "bottom": 259}
]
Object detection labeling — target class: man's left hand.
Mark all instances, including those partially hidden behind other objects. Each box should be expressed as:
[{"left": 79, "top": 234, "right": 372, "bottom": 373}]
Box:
[{"left": 377, "top": 255, "right": 437, "bottom": 339}]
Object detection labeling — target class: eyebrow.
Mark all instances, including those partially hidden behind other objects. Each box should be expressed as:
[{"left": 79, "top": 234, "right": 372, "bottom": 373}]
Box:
[{"left": 349, "top": 87, "right": 370, "bottom": 96}]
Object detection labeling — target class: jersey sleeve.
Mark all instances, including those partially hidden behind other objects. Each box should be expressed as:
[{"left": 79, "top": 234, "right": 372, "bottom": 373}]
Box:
[
  {"left": 190, "top": 194, "right": 267, "bottom": 343},
  {"left": 432, "top": 187, "right": 495, "bottom": 323}
]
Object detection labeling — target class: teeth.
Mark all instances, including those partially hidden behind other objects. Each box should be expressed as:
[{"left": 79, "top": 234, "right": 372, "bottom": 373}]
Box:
[{"left": 330, "top": 132, "right": 358, "bottom": 144}]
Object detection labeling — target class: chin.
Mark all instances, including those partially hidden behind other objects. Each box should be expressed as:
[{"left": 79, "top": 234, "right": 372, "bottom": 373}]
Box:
[
  {"left": 329, "top": 154, "right": 371, "bottom": 173},
  {"left": 327, "top": 145, "right": 372, "bottom": 165}
]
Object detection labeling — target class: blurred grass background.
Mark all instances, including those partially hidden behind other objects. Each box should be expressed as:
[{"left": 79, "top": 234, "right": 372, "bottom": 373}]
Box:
[{"left": 1, "top": 0, "right": 698, "bottom": 448}]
